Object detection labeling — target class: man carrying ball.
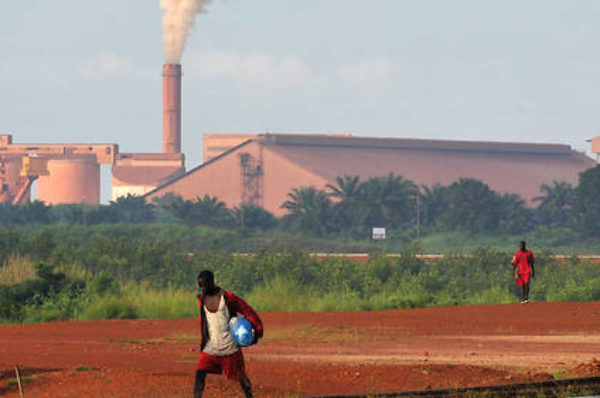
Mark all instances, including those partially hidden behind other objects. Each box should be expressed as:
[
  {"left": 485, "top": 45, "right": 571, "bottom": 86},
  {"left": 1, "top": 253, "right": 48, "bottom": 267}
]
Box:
[{"left": 194, "top": 270, "right": 263, "bottom": 398}]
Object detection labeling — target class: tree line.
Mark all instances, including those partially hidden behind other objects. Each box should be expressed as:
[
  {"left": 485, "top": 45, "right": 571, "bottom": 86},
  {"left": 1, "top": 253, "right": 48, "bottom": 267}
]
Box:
[
  {"left": 284, "top": 165, "right": 600, "bottom": 238},
  {"left": 1, "top": 164, "right": 600, "bottom": 238}
]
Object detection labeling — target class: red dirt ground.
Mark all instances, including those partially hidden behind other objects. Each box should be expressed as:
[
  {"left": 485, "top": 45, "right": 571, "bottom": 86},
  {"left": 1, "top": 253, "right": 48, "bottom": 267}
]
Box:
[{"left": 2, "top": 302, "right": 600, "bottom": 397}]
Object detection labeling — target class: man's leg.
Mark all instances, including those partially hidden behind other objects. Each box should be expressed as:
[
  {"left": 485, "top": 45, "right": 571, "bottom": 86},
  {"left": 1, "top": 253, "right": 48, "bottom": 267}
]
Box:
[
  {"left": 524, "top": 283, "right": 529, "bottom": 301},
  {"left": 240, "top": 377, "right": 253, "bottom": 398},
  {"left": 193, "top": 370, "right": 207, "bottom": 398}
]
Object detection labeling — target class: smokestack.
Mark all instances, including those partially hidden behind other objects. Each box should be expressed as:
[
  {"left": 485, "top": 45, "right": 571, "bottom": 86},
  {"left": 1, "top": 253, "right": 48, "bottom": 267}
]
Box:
[{"left": 163, "top": 63, "right": 182, "bottom": 154}]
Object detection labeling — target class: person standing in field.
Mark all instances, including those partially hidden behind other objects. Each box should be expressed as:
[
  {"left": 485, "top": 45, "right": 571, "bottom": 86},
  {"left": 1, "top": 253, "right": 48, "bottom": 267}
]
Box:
[
  {"left": 194, "top": 270, "right": 263, "bottom": 398},
  {"left": 512, "top": 240, "right": 535, "bottom": 304}
]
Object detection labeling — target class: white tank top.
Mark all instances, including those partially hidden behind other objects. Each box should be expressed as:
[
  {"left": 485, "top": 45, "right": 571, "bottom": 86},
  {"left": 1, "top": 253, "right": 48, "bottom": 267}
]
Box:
[{"left": 203, "top": 294, "right": 239, "bottom": 356}]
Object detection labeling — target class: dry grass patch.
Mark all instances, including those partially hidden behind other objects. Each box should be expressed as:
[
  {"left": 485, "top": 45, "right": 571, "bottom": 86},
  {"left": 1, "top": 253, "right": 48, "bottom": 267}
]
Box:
[{"left": 0, "top": 255, "right": 35, "bottom": 285}]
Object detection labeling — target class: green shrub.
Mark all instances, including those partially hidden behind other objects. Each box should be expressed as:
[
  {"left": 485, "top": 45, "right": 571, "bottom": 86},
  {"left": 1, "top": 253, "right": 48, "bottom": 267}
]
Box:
[
  {"left": 471, "top": 286, "right": 516, "bottom": 305},
  {"left": 78, "top": 296, "right": 137, "bottom": 320},
  {"left": 1, "top": 224, "right": 600, "bottom": 324},
  {"left": 246, "top": 276, "right": 312, "bottom": 312},
  {"left": 127, "top": 284, "right": 197, "bottom": 319},
  {"left": 0, "top": 262, "right": 84, "bottom": 321}
]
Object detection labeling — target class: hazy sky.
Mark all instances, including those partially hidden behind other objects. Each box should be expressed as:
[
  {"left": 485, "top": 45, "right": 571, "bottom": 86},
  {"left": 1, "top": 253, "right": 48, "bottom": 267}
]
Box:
[{"left": 1, "top": 1, "right": 600, "bottom": 200}]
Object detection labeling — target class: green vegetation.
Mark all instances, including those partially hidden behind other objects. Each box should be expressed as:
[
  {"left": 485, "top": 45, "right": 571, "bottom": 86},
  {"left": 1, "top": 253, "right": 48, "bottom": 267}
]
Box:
[
  {"left": 1, "top": 240, "right": 599, "bottom": 323},
  {"left": 0, "top": 255, "right": 35, "bottom": 285},
  {"left": 1, "top": 167, "right": 600, "bottom": 323},
  {"left": 2, "top": 165, "right": 600, "bottom": 243},
  {"left": 5, "top": 377, "right": 32, "bottom": 387},
  {"left": 74, "top": 366, "right": 97, "bottom": 372}
]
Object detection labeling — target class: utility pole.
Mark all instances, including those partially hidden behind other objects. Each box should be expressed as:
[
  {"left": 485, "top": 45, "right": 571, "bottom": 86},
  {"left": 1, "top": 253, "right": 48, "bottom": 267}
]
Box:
[
  {"left": 240, "top": 205, "right": 245, "bottom": 229},
  {"left": 82, "top": 197, "right": 87, "bottom": 226},
  {"left": 416, "top": 195, "right": 421, "bottom": 241}
]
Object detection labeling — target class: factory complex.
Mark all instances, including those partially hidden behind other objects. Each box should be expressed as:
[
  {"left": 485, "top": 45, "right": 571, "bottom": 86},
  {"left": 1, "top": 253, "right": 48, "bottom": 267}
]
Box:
[
  {"left": 1, "top": 61, "right": 599, "bottom": 213},
  {"left": 147, "top": 133, "right": 596, "bottom": 216}
]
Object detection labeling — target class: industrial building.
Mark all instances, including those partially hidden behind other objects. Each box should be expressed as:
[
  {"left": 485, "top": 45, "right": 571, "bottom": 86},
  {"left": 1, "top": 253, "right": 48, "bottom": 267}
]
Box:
[
  {"left": 203, "top": 134, "right": 256, "bottom": 162},
  {"left": 2, "top": 57, "right": 598, "bottom": 210},
  {"left": 110, "top": 63, "right": 185, "bottom": 201},
  {"left": 0, "top": 134, "right": 117, "bottom": 205},
  {"left": 144, "top": 134, "right": 596, "bottom": 216},
  {"left": 0, "top": 63, "right": 185, "bottom": 204}
]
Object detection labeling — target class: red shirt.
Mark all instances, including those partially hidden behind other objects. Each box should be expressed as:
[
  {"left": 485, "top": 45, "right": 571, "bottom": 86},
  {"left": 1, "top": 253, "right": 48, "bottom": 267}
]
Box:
[{"left": 512, "top": 250, "right": 534, "bottom": 275}]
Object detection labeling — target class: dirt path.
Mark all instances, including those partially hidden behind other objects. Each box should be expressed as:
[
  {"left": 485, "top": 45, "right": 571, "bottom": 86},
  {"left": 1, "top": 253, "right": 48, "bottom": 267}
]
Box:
[{"left": 1, "top": 302, "right": 600, "bottom": 397}]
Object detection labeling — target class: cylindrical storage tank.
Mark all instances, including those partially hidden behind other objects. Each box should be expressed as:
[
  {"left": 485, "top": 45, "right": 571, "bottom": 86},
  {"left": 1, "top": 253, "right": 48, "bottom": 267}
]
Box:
[{"left": 36, "top": 156, "right": 100, "bottom": 205}]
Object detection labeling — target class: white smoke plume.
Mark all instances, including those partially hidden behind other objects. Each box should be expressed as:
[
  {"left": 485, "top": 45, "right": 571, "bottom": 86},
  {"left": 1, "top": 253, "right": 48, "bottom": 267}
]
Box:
[{"left": 160, "top": 0, "right": 211, "bottom": 64}]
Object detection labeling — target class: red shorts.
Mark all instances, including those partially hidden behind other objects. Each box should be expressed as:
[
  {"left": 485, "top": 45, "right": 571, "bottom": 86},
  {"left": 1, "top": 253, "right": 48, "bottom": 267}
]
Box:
[
  {"left": 515, "top": 272, "right": 531, "bottom": 286},
  {"left": 196, "top": 350, "right": 247, "bottom": 381}
]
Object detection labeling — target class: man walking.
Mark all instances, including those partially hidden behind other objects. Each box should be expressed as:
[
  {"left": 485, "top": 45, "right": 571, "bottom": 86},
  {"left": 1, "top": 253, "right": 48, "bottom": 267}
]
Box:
[
  {"left": 512, "top": 240, "right": 535, "bottom": 304},
  {"left": 194, "top": 270, "right": 263, "bottom": 398}
]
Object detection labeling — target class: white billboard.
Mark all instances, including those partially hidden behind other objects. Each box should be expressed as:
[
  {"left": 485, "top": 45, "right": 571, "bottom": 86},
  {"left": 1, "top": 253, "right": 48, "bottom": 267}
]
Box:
[{"left": 372, "top": 227, "right": 386, "bottom": 240}]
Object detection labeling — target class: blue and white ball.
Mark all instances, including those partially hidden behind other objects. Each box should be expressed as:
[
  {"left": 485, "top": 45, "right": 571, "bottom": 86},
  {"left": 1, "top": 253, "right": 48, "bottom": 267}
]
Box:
[{"left": 229, "top": 316, "right": 254, "bottom": 347}]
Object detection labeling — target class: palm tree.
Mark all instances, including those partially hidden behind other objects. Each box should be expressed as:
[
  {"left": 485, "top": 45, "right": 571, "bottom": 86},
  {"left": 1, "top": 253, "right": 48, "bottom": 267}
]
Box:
[
  {"left": 110, "top": 194, "right": 155, "bottom": 223},
  {"left": 233, "top": 204, "right": 277, "bottom": 230},
  {"left": 356, "top": 173, "right": 418, "bottom": 229},
  {"left": 189, "top": 195, "right": 234, "bottom": 227},
  {"left": 326, "top": 175, "right": 362, "bottom": 201},
  {"left": 440, "top": 178, "right": 499, "bottom": 233},
  {"left": 497, "top": 193, "right": 530, "bottom": 233},
  {"left": 326, "top": 175, "right": 362, "bottom": 228},
  {"left": 152, "top": 193, "right": 187, "bottom": 222},
  {"left": 420, "top": 184, "right": 448, "bottom": 227},
  {"left": 281, "top": 186, "right": 332, "bottom": 236},
  {"left": 574, "top": 165, "right": 600, "bottom": 236},
  {"left": 152, "top": 193, "right": 185, "bottom": 212},
  {"left": 533, "top": 180, "right": 574, "bottom": 225}
]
